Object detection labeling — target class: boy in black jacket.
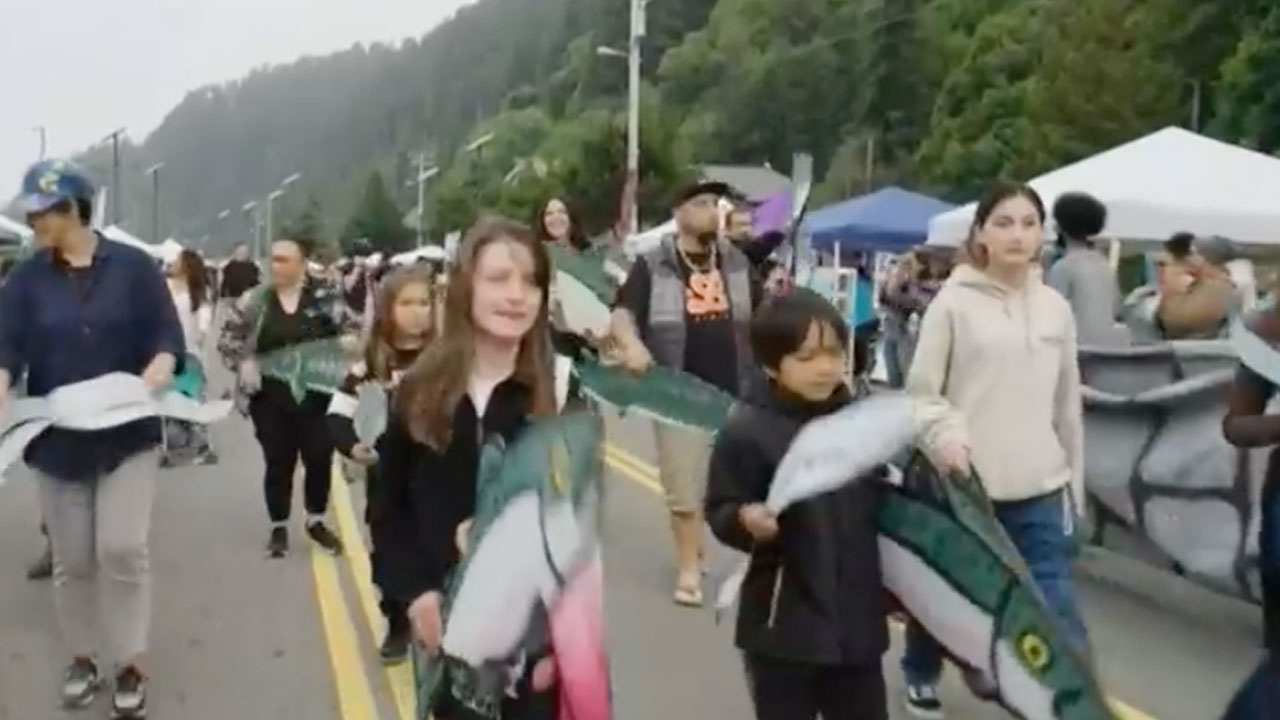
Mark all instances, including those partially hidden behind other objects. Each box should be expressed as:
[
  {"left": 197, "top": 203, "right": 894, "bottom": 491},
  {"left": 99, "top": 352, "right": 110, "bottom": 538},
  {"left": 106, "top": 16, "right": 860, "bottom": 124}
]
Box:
[{"left": 705, "top": 287, "right": 888, "bottom": 720}]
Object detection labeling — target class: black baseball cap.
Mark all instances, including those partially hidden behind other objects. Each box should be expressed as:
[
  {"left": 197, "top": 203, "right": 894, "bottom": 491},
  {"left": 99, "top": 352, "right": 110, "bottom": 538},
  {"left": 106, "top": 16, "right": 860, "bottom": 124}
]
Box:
[{"left": 673, "top": 180, "right": 734, "bottom": 207}]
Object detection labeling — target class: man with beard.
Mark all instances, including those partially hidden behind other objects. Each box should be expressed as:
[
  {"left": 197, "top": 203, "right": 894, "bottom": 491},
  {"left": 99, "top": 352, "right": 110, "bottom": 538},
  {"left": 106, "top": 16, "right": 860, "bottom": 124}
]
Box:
[{"left": 611, "top": 181, "right": 759, "bottom": 606}]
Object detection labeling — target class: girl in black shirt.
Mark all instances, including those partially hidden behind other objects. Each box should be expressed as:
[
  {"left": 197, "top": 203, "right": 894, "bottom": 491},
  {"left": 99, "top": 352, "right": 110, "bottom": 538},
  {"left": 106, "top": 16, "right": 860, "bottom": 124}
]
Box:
[
  {"left": 381, "top": 217, "right": 560, "bottom": 719},
  {"left": 327, "top": 266, "right": 436, "bottom": 663}
]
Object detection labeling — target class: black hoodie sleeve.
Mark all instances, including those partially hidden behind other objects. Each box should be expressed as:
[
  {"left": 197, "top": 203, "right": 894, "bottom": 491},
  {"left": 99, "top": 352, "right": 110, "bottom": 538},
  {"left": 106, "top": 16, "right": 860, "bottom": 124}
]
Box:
[
  {"left": 704, "top": 409, "right": 776, "bottom": 554},
  {"left": 378, "top": 418, "right": 448, "bottom": 602}
]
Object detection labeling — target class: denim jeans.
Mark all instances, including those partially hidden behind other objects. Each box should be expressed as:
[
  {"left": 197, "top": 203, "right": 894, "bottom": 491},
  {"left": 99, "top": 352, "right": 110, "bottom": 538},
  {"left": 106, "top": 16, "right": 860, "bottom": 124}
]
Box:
[
  {"left": 881, "top": 333, "right": 905, "bottom": 389},
  {"left": 1221, "top": 654, "right": 1280, "bottom": 720},
  {"left": 900, "top": 488, "right": 1088, "bottom": 686}
]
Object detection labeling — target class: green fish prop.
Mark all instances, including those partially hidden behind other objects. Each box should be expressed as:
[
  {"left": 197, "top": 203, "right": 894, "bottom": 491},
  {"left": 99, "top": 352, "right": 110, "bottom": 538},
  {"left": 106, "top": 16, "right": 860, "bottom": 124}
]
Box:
[
  {"left": 413, "top": 411, "right": 608, "bottom": 719},
  {"left": 883, "top": 454, "right": 1110, "bottom": 719},
  {"left": 255, "top": 337, "right": 349, "bottom": 402}
]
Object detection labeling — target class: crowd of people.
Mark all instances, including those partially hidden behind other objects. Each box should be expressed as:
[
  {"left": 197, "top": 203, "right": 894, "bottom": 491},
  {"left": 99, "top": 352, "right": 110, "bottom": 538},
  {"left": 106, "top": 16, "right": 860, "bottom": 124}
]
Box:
[{"left": 4, "top": 155, "right": 1277, "bottom": 720}]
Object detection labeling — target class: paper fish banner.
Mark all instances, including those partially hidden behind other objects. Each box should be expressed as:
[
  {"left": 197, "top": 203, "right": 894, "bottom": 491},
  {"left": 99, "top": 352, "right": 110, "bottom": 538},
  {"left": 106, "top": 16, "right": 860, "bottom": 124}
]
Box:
[
  {"left": 572, "top": 358, "right": 734, "bottom": 433},
  {"left": 256, "top": 337, "right": 350, "bottom": 402},
  {"left": 883, "top": 454, "right": 1110, "bottom": 720},
  {"left": 414, "top": 412, "right": 609, "bottom": 720},
  {"left": 0, "top": 372, "right": 234, "bottom": 485},
  {"left": 714, "top": 393, "right": 917, "bottom": 613},
  {"left": 352, "top": 381, "right": 389, "bottom": 449}
]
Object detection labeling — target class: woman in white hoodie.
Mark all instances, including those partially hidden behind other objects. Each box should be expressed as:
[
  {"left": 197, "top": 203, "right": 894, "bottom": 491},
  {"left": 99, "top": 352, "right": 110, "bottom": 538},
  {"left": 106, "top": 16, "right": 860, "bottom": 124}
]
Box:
[{"left": 899, "top": 183, "right": 1087, "bottom": 719}]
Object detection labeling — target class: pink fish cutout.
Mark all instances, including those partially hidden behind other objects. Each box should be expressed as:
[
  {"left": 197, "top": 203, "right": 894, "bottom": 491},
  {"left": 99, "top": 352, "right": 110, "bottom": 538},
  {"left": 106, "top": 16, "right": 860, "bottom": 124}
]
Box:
[{"left": 548, "top": 551, "right": 610, "bottom": 720}]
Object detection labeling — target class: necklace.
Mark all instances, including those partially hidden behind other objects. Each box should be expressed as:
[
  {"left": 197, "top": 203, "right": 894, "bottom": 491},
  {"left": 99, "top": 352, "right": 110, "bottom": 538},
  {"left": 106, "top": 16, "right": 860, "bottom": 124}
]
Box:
[{"left": 676, "top": 241, "right": 717, "bottom": 274}]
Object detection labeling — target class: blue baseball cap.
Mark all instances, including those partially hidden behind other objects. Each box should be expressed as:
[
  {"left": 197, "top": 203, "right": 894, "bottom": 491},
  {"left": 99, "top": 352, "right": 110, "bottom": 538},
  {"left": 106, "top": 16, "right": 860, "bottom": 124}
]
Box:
[{"left": 17, "top": 159, "right": 96, "bottom": 215}]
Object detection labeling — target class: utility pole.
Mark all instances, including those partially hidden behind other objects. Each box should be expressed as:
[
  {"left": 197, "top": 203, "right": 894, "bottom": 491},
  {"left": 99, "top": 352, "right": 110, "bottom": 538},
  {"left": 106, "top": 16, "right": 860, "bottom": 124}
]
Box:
[
  {"left": 102, "top": 128, "right": 126, "bottom": 226},
  {"left": 242, "top": 201, "right": 260, "bottom": 261},
  {"left": 33, "top": 126, "right": 47, "bottom": 161},
  {"left": 409, "top": 153, "right": 439, "bottom": 248},
  {"left": 1189, "top": 79, "right": 1202, "bottom": 132},
  {"left": 624, "top": 0, "right": 647, "bottom": 237},
  {"left": 864, "top": 135, "right": 876, "bottom": 192},
  {"left": 145, "top": 163, "right": 164, "bottom": 243}
]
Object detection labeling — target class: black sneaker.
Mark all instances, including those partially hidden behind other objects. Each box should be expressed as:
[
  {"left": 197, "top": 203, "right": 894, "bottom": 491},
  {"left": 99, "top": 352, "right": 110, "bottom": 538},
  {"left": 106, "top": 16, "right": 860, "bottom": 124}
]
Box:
[
  {"left": 27, "top": 543, "right": 53, "bottom": 580},
  {"left": 59, "top": 656, "right": 100, "bottom": 709},
  {"left": 110, "top": 666, "right": 147, "bottom": 719},
  {"left": 306, "top": 521, "right": 344, "bottom": 555},
  {"left": 267, "top": 526, "right": 288, "bottom": 558},
  {"left": 380, "top": 624, "right": 410, "bottom": 664},
  {"left": 904, "top": 683, "right": 944, "bottom": 719}
]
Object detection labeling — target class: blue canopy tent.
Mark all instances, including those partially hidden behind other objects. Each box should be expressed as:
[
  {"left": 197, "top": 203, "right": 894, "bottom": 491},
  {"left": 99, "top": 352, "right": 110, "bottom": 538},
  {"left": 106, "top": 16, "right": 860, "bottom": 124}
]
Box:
[{"left": 806, "top": 186, "right": 954, "bottom": 255}]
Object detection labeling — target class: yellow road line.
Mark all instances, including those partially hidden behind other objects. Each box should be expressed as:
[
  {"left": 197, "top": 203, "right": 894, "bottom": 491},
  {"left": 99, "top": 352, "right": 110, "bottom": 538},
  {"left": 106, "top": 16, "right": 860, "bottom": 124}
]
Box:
[
  {"left": 602, "top": 442, "right": 1159, "bottom": 720},
  {"left": 311, "top": 494, "right": 381, "bottom": 720},
  {"left": 330, "top": 464, "right": 417, "bottom": 720}
]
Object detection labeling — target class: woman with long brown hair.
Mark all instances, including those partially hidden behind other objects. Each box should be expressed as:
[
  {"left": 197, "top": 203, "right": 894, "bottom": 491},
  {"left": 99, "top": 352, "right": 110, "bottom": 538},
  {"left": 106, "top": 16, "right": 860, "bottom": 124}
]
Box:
[
  {"left": 166, "top": 249, "right": 212, "bottom": 355},
  {"left": 326, "top": 265, "right": 436, "bottom": 663},
  {"left": 380, "top": 216, "right": 559, "bottom": 718}
]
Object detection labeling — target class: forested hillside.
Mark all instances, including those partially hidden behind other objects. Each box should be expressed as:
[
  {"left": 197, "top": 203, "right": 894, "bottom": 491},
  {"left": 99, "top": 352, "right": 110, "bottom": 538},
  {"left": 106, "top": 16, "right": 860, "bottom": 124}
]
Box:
[{"left": 79, "top": 0, "right": 1280, "bottom": 256}]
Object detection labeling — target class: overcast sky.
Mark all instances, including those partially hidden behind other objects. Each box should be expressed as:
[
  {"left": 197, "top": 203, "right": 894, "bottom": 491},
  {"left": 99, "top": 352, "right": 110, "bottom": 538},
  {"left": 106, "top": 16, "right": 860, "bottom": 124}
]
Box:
[{"left": 0, "top": 0, "right": 472, "bottom": 197}]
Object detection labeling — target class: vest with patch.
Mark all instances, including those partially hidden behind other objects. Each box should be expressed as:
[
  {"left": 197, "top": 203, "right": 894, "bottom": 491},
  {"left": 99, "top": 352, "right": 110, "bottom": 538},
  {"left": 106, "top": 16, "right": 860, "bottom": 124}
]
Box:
[{"left": 643, "top": 235, "right": 754, "bottom": 395}]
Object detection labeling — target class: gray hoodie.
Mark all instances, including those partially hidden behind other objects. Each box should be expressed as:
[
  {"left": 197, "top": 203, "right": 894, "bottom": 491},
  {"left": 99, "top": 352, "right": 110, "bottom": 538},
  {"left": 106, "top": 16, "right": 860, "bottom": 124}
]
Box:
[{"left": 1045, "top": 243, "right": 1123, "bottom": 346}]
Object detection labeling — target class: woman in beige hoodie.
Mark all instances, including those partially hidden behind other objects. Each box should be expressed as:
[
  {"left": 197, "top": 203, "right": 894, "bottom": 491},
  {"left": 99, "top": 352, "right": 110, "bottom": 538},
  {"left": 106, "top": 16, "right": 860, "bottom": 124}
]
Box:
[{"left": 898, "top": 183, "right": 1088, "bottom": 719}]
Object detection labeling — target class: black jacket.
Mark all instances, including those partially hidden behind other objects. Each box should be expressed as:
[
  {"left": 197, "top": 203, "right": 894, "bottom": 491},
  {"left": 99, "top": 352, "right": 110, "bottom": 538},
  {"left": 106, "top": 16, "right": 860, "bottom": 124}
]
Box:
[
  {"left": 378, "top": 379, "right": 532, "bottom": 604},
  {"left": 704, "top": 382, "right": 889, "bottom": 666}
]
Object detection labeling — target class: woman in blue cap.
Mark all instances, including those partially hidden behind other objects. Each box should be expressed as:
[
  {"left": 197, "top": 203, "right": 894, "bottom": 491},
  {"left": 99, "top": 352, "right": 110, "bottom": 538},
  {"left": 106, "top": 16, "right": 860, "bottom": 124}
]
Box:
[{"left": 0, "top": 159, "right": 185, "bottom": 719}]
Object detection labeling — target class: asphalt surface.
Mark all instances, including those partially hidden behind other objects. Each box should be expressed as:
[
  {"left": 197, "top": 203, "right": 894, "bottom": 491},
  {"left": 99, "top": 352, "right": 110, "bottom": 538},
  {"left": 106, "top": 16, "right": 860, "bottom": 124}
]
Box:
[{"left": 0, "top": 395, "right": 1263, "bottom": 719}]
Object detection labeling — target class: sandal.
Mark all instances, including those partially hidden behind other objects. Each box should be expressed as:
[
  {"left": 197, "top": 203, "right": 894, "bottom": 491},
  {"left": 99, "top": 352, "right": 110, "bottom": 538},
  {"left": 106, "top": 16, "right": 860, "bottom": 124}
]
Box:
[{"left": 673, "top": 572, "right": 704, "bottom": 607}]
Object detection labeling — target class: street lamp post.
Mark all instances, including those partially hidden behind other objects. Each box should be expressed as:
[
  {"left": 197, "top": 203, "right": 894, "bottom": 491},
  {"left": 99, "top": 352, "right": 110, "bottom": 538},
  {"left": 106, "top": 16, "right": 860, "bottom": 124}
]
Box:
[
  {"left": 407, "top": 155, "right": 440, "bottom": 248},
  {"left": 216, "top": 208, "right": 231, "bottom": 254},
  {"left": 596, "top": 0, "right": 646, "bottom": 236},
  {"left": 266, "top": 189, "right": 284, "bottom": 253},
  {"left": 242, "top": 201, "right": 260, "bottom": 260},
  {"left": 101, "top": 128, "right": 127, "bottom": 225},
  {"left": 33, "top": 126, "right": 47, "bottom": 161},
  {"left": 145, "top": 163, "right": 164, "bottom": 243},
  {"left": 260, "top": 172, "right": 302, "bottom": 260}
]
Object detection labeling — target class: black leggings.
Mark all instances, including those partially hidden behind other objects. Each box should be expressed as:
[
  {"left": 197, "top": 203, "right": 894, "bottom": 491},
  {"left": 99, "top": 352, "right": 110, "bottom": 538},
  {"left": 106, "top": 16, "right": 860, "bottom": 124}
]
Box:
[
  {"left": 366, "top": 464, "right": 408, "bottom": 627},
  {"left": 743, "top": 653, "right": 887, "bottom": 720},
  {"left": 249, "top": 380, "right": 334, "bottom": 523}
]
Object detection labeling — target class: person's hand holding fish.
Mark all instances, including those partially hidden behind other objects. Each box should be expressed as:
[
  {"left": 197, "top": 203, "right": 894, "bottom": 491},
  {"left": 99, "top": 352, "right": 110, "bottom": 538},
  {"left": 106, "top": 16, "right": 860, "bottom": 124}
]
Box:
[
  {"left": 935, "top": 437, "right": 971, "bottom": 475},
  {"left": 738, "top": 503, "right": 779, "bottom": 542},
  {"left": 409, "top": 591, "right": 444, "bottom": 654},
  {"left": 455, "top": 518, "right": 473, "bottom": 556},
  {"left": 350, "top": 443, "right": 377, "bottom": 466}
]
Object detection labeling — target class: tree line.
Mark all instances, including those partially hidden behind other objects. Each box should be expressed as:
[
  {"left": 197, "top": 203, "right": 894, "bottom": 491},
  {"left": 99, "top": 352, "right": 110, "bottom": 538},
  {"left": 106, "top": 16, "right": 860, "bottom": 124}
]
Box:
[{"left": 76, "top": 0, "right": 1280, "bottom": 256}]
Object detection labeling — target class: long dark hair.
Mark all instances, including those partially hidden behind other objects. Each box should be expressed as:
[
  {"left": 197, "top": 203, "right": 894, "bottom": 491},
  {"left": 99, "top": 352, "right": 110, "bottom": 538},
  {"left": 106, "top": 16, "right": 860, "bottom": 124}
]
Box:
[
  {"left": 534, "top": 196, "right": 589, "bottom": 251},
  {"left": 177, "top": 249, "right": 208, "bottom": 312},
  {"left": 397, "top": 216, "right": 556, "bottom": 450},
  {"left": 365, "top": 265, "right": 436, "bottom": 383}
]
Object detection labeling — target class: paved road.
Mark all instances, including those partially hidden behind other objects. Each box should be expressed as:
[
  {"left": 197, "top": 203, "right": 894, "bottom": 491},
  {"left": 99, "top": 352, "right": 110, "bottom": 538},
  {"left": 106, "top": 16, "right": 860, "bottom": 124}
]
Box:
[{"left": 0, "top": 405, "right": 1262, "bottom": 719}]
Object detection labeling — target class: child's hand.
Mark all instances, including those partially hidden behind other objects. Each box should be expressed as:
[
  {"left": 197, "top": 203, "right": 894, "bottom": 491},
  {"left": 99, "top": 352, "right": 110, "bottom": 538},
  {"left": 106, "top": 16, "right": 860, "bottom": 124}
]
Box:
[
  {"left": 455, "top": 518, "right": 473, "bottom": 556},
  {"left": 738, "top": 503, "right": 779, "bottom": 542},
  {"left": 351, "top": 444, "right": 377, "bottom": 466}
]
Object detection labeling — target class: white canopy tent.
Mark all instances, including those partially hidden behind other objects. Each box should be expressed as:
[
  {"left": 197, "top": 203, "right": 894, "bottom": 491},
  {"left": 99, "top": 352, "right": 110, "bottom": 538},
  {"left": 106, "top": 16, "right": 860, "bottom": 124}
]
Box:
[
  {"left": 927, "top": 127, "right": 1280, "bottom": 247},
  {"left": 158, "top": 238, "right": 184, "bottom": 263},
  {"left": 390, "top": 245, "right": 447, "bottom": 265},
  {"left": 102, "top": 225, "right": 161, "bottom": 257},
  {"left": 0, "top": 214, "right": 32, "bottom": 240}
]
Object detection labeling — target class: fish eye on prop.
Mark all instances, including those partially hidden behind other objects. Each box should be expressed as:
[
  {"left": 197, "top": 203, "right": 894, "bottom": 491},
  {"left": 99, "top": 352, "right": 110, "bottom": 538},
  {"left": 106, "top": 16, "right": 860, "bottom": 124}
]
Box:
[{"left": 1017, "top": 630, "right": 1053, "bottom": 674}]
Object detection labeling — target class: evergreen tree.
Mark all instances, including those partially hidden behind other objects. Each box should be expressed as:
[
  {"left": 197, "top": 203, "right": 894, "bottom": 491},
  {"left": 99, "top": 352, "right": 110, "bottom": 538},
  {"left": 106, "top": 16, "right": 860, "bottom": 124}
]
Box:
[
  {"left": 279, "top": 192, "right": 326, "bottom": 241},
  {"left": 343, "top": 171, "right": 413, "bottom": 254}
]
